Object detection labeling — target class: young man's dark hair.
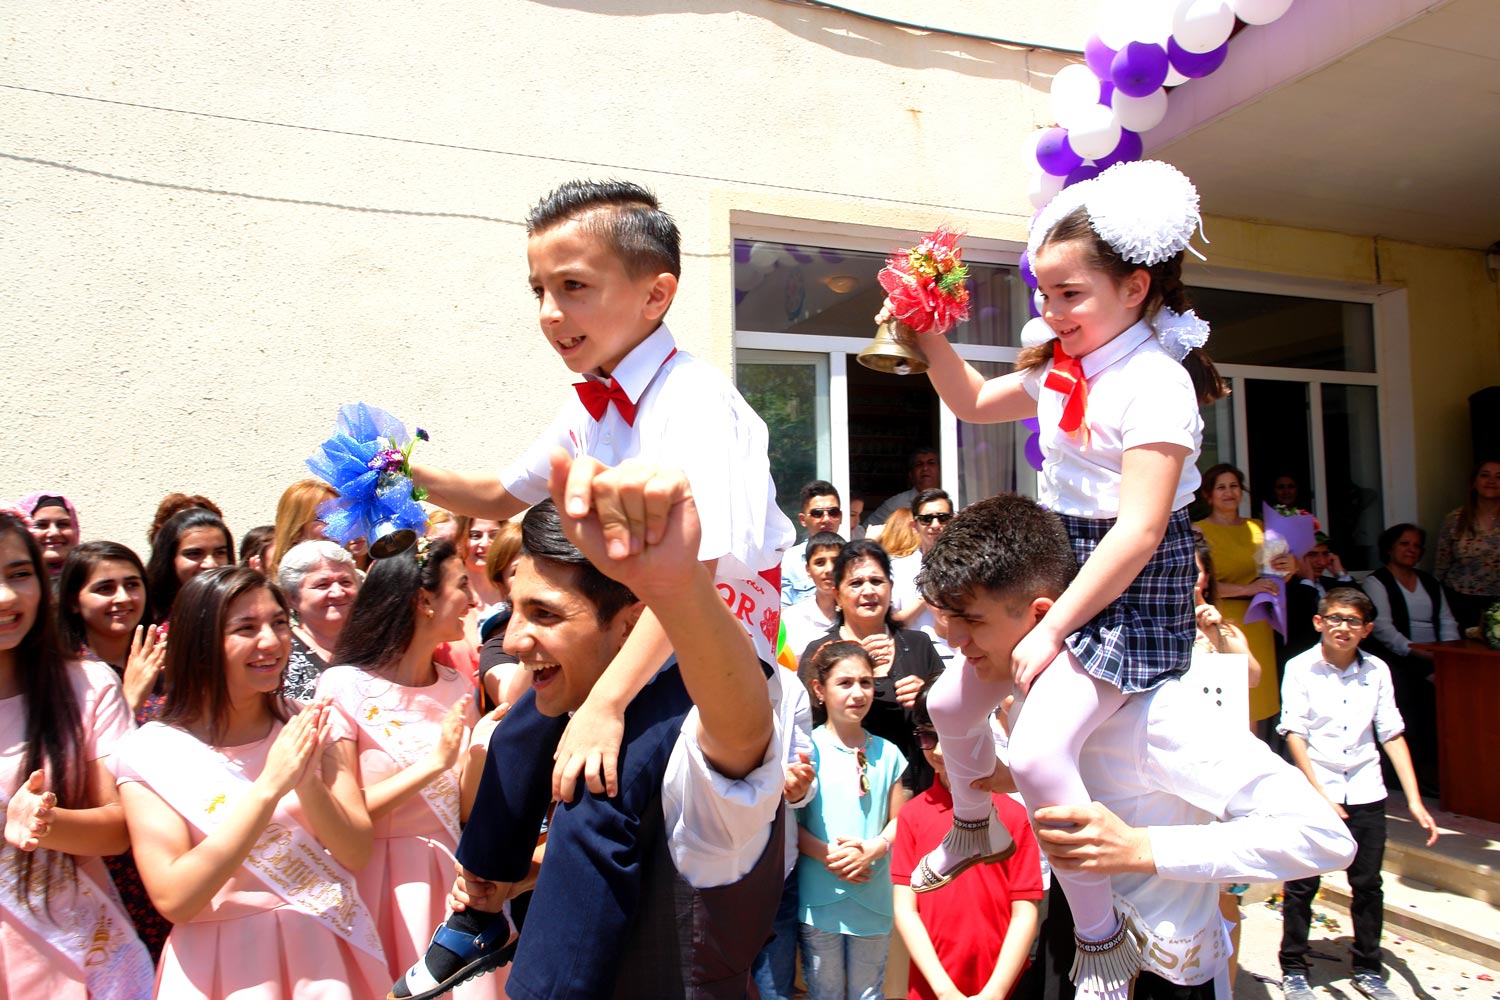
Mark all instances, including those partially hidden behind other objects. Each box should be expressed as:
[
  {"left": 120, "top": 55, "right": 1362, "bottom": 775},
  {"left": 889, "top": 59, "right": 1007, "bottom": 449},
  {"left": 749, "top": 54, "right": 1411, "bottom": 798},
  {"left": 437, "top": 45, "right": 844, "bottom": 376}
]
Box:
[
  {"left": 525, "top": 179, "right": 681, "bottom": 278},
  {"left": 1318, "top": 586, "right": 1374, "bottom": 622},
  {"left": 917, "top": 494, "right": 1078, "bottom": 611},
  {"left": 799, "top": 480, "right": 840, "bottom": 506},
  {"left": 520, "top": 500, "right": 637, "bottom": 624},
  {"left": 910, "top": 488, "right": 952, "bottom": 516}
]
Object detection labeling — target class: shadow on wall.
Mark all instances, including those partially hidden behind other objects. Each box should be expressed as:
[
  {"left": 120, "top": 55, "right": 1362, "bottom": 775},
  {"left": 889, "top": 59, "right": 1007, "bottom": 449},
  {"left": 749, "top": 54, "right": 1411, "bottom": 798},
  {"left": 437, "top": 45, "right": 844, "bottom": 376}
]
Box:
[{"left": 526, "top": 0, "right": 1037, "bottom": 80}]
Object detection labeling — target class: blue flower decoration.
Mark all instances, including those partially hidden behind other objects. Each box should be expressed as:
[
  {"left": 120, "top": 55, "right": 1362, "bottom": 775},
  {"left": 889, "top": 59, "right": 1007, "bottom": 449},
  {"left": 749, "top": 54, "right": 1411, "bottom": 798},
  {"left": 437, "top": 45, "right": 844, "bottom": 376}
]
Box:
[{"left": 306, "top": 404, "right": 429, "bottom": 546}]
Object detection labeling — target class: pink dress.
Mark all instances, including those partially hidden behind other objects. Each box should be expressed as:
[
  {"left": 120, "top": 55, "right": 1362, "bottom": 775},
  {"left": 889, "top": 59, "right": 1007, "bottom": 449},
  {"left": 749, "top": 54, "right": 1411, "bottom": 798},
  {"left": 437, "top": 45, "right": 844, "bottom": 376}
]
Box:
[
  {"left": 0, "top": 660, "right": 151, "bottom": 1000},
  {"left": 317, "top": 664, "right": 505, "bottom": 999},
  {"left": 115, "top": 718, "right": 390, "bottom": 1000}
]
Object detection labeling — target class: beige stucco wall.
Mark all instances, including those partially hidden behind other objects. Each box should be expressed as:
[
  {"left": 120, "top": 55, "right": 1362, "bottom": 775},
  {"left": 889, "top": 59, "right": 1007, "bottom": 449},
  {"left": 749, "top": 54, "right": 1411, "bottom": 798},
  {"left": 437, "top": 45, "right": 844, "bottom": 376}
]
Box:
[{"left": 3, "top": 1, "right": 1071, "bottom": 548}]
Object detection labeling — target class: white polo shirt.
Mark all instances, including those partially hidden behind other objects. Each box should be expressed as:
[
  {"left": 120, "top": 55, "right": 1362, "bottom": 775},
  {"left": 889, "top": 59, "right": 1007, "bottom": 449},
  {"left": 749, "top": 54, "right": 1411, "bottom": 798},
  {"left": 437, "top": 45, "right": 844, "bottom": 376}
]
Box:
[
  {"left": 501, "top": 324, "right": 796, "bottom": 663},
  {"left": 1021, "top": 320, "right": 1202, "bottom": 517},
  {"left": 1277, "top": 645, "right": 1405, "bottom": 806}
]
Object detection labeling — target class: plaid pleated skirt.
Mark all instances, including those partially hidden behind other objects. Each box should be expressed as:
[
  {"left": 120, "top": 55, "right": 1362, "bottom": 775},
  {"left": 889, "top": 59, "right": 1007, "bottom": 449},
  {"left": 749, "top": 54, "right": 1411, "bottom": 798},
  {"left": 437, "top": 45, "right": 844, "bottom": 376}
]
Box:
[{"left": 1058, "top": 506, "right": 1196, "bottom": 693}]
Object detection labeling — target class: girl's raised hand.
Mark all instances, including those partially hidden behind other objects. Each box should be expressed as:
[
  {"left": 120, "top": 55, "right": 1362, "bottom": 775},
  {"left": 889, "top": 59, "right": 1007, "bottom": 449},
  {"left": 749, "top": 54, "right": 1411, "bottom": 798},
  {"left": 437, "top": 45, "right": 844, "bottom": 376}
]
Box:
[
  {"left": 1011, "top": 627, "right": 1064, "bottom": 695},
  {"left": 429, "top": 695, "right": 472, "bottom": 772},
  {"left": 5, "top": 770, "right": 57, "bottom": 852},
  {"left": 123, "top": 624, "right": 167, "bottom": 712},
  {"left": 257, "top": 702, "right": 324, "bottom": 800}
]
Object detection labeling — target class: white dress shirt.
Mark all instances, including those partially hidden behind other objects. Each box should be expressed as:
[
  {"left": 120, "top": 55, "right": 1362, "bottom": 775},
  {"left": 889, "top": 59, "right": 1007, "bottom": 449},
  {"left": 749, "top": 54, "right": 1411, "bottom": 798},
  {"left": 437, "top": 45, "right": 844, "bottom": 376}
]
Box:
[
  {"left": 501, "top": 324, "right": 796, "bottom": 663},
  {"left": 661, "top": 670, "right": 787, "bottom": 888},
  {"left": 1015, "top": 676, "right": 1356, "bottom": 985},
  {"left": 1021, "top": 320, "right": 1202, "bottom": 517},
  {"left": 1277, "top": 645, "right": 1405, "bottom": 806}
]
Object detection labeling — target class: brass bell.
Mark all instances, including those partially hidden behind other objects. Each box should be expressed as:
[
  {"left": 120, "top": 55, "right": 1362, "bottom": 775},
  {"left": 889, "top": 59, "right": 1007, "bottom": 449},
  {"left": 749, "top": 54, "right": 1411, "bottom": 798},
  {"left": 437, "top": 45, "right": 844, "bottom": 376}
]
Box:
[
  {"left": 369, "top": 518, "right": 418, "bottom": 559},
  {"left": 856, "top": 320, "right": 929, "bottom": 376}
]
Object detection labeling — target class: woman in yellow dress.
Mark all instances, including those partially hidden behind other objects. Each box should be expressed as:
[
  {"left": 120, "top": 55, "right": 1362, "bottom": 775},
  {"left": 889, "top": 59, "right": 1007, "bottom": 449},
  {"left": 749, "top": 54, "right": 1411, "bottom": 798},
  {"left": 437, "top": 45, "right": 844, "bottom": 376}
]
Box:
[{"left": 1194, "top": 464, "right": 1283, "bottom": 726}]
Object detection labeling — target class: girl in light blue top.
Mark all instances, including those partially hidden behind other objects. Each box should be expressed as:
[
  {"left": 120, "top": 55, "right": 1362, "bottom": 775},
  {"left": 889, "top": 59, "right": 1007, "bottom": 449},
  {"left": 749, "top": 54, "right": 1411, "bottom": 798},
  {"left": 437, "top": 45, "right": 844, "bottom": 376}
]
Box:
[{"left": 796, "top": 640, "right": 909, "bottom": 1000}]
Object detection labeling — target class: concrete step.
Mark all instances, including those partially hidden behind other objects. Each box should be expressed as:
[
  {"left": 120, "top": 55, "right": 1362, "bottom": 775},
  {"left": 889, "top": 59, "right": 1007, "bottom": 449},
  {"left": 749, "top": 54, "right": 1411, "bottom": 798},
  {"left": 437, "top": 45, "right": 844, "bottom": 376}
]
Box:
[{"left": 1264, "top": 801, "right": 1500, "bottom": 968}]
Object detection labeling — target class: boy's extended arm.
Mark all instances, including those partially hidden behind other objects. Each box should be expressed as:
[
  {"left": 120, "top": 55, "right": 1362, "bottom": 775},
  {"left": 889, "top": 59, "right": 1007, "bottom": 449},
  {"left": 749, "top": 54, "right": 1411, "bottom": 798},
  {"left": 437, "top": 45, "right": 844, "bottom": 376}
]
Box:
[
  {"left": 409, "top": 464, "right": 528, "bottom": 521},
  {"left": 1381, "top": 735, "right": 1439, "bottom": 845}
]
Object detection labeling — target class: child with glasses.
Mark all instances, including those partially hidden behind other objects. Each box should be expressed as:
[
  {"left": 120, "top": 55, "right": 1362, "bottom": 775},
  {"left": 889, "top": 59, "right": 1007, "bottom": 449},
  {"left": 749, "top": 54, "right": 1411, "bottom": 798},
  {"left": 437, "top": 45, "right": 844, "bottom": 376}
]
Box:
[
  {"left": 1277, "top": 587, "right": 1439, "bottom": 1000},
  {"left": 797, "top": 640, "right": 911, "bottom": 1000}
]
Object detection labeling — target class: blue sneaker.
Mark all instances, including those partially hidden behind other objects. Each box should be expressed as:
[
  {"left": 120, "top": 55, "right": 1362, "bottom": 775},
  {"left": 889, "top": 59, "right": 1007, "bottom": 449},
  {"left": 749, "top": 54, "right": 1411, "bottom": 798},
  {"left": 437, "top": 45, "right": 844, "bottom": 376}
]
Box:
[
  {"left": 1282, "top": 973, "right": 1315, "bottom": 1000},
  {"left": 1352, "top": 973, "right": 1398, "bottom": 1000}
]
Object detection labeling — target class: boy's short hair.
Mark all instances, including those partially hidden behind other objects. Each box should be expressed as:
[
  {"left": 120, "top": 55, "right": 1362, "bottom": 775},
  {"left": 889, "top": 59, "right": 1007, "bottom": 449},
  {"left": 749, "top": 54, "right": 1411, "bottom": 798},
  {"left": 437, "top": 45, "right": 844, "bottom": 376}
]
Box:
[
  {"left": 521, "top": 500, "right": 638, "bottom": 626},
  {"left": 526, "top": 179, "right": 681, "bottom": 279},
  {"left": 804, "top": 531, "right": 845, "bottom": 561},
  {"left": 799, "top": 480, "right": 839, "bottom": 507},
  {"left": 1318, "top": 586, "right": 1375, "bottom": 622},
  {"left": 918, "top": 493, "right": 1077, "bottom": 610},
  {"left": 910, "top": 487, "right": 952, "bottom": 515}
]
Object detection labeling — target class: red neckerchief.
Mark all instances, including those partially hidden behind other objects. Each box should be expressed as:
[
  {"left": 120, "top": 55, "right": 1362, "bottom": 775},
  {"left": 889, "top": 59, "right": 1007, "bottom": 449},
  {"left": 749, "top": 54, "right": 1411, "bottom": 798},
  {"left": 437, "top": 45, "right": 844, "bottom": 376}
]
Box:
[
  {"left": 572, "top": 348, "right": 677, "bottom": 427},
  {"left": 1042, "top": 341, "right": 1089, "bottom": 438}
]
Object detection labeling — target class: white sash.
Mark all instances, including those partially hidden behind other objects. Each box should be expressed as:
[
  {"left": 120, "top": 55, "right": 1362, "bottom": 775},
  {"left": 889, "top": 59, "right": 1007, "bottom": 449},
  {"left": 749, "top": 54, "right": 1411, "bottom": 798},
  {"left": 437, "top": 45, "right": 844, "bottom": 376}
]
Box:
[
  {"left": 128, "top": 722, "right": 386, "bottom": 963},
  {"left": 0, "top": 796, "right": 154, "bottom": 1000},
  {"left": 327, "top": 667, "right": 462, "bottom": 843}
]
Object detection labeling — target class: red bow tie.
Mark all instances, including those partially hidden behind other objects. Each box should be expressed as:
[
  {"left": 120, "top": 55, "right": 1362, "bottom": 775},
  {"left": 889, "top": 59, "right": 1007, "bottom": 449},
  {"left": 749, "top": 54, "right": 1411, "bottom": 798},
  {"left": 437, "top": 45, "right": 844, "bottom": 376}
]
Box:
[
  {"left": 1042, "top": 341, "right": 1089, "bottom": 437},
  {"left": 574, "top": 378, "right": 637, "bottom": 426}
]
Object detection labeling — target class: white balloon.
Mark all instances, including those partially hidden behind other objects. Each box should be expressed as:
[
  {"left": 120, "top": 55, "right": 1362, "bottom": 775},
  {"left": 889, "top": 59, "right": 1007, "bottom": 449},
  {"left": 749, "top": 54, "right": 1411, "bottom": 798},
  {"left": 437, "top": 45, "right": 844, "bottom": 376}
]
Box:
[
  {"left": 1067, "top": 104, "right": 1122, "bottom": 161},
  {"left": 1028, "top": 168, "right": 1066, "bottom": 210},
  {"left": 1052, "top": 64, "right": 1103, "bottom": 129},
  {"left": 748, "top": 242, "right": 780, "bottom": 275},
  {"left": 1129, "top": 0, "right": 1178, "bottom": 45},
  {"left": 1096, "top": 1, "right": 1137, "bottom": 49},
  {"left": 1111, "top": 87, "right": 1169, "bottom": 132},
  {"left": 1228, "top": 0, "right": 1294, "bottom": 25},
  {"left": 1173, "top": 0, "right": 1235, "bottom": 52}
]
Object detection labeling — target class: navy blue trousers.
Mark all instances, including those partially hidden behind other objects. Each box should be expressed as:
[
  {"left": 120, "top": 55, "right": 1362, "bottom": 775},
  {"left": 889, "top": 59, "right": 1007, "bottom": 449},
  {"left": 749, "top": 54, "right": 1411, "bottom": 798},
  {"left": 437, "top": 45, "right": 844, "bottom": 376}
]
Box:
[{"left": 455, "top": 664, "right": 694, "bottom": 1000}]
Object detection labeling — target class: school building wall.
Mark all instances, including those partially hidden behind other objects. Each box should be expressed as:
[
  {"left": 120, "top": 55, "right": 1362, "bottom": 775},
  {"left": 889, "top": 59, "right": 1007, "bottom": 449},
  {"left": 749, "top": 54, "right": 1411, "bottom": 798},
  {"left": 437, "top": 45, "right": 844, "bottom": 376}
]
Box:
[{"left": 6, "top": 0, "right": 1494, "bottom": 553}]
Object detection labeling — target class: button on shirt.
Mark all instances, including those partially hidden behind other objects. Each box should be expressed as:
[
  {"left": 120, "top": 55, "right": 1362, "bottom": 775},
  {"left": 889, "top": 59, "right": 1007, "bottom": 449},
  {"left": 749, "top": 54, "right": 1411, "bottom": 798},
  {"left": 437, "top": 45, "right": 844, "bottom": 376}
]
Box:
[
  {"left": 1021, "top": 320, "right": 1202, "bottom": 517},
  {"left": 500, "top": 324, "right": 796, "bottom": 664},
  {"left": 1277, "top": 646, "right": 1405, "bottom": 806}
]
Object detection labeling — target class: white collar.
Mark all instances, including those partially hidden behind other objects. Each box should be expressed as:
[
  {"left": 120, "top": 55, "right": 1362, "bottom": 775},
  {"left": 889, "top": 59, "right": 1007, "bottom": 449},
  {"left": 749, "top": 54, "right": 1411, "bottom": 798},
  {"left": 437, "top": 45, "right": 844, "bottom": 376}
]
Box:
[
  {"left": 1080, "top": 319, "right": 1154, "bottom": 380},
  {"left": 586, "top": 323, "right": 677, "bottom": 403}
]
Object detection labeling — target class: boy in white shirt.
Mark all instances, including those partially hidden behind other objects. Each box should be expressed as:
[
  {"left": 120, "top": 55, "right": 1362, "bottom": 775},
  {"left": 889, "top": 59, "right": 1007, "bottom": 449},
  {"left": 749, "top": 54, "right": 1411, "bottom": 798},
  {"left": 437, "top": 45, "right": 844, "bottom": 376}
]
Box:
[{"left": 1276, "top": 587, "right": 1439, "bottom": 1000}]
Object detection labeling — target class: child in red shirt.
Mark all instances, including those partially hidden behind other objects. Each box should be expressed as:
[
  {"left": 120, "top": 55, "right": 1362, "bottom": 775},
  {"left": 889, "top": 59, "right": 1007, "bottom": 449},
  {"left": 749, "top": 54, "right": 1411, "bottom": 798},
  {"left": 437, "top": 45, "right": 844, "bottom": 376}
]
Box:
[{"left": 891, "top": 690, "right": 1044, "bottom": 1000}]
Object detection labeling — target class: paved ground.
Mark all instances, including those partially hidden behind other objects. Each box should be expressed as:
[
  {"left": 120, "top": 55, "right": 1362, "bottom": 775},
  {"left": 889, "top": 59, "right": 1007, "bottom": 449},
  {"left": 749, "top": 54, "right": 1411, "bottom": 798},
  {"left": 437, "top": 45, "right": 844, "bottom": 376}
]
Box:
[{"left": 1232, "top": 890, "right": 1500, "bottom": 1000}]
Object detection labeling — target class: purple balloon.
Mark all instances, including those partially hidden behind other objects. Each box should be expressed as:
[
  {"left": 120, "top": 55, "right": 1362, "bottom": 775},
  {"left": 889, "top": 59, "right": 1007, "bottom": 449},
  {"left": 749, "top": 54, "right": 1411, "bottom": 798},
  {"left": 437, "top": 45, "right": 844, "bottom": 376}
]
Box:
[
  {"left": 1111, "top": 41, "right": 1169, "bottom": 98},
  {"left": 1168, "top": 37, "right": 1229, "bottom": 78},
  {"left": 1084, "top": 34, "right": 1117, "bottom": 80},
  {"left": 1035, "top": 127, "right": 1083, "bottom": 177},
  {"left": 1019, "top": 250, "right": 1037, "bottom": 289},
  {"left": 1063, "top": 164, "right": 1101, "bottom": 188},
  {"left": 1095, "top": 129, "right": 1143, "bottom": 170}
]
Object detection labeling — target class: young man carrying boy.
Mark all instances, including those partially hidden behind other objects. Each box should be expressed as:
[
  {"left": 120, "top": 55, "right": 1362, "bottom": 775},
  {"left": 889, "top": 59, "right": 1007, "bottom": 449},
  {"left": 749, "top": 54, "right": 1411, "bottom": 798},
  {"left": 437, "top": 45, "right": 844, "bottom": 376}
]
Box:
[
  {"left": 1277, "top": 588, "right": 1439, "bottom": 1000},
  {"left": 913, "top": 494, "right": 1357, "bottom": 1000},
  {"left": 781, "top": 481, "right": 844, "bottom": 607},
  {"left": 398, "top": 180, "right": 794, "bottom": 997},
  {"left": 891, "top": 689, "right": 1044, "bottom": 1000}
]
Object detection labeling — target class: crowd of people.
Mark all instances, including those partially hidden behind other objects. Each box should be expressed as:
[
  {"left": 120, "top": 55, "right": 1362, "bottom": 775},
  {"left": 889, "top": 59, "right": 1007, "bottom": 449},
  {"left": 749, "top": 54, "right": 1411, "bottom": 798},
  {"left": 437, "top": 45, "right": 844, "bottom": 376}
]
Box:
[{"left": 3, "top": 172, "right": 1491, "bottom": 1000}]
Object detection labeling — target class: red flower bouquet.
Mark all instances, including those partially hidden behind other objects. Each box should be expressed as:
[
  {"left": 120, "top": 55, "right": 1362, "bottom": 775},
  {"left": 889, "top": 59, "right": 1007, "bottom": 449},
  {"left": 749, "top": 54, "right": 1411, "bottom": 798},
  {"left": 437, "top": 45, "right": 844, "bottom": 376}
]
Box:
[{"left": 877, "top": 227, "right": 972, "bottom": 335}]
